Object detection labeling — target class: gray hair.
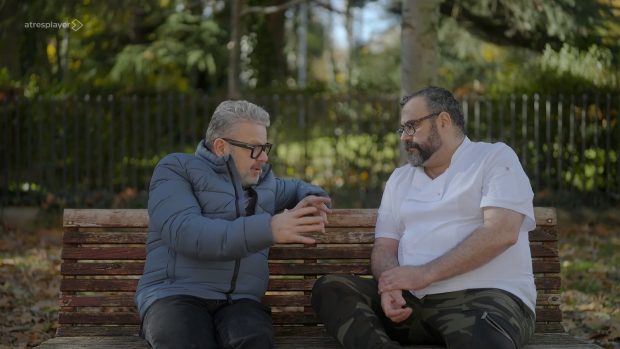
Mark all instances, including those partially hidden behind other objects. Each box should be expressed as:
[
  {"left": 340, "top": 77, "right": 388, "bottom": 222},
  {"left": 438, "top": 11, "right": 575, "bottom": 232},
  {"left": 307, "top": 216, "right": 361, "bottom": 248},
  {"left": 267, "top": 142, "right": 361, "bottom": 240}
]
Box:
[
  {"left": 205, "top": 100, "right": 271, "bottom": 144},
  {"left": 400, "top": 86, "right": 466, "bottom": 135}
]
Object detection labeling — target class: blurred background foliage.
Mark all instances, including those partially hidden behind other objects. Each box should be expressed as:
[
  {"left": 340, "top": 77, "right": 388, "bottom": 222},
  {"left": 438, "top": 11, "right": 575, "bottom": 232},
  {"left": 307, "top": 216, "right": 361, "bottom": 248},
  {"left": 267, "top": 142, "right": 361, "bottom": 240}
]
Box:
[
  {"left": 0, "top": 0, "right": 619, "bottom": 208},
  {"left": 0, "top": 0, "right": 618, "bottom": 97}
]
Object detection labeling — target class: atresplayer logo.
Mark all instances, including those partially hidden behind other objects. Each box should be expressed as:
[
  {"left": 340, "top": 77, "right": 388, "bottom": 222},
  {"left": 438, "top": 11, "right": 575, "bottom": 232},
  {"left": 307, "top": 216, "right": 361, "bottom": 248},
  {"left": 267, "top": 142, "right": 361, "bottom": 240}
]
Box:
[
  {"left": 71, "top": 19, "right": 83, "bottom": 31},
  {"left": 23, "top": 19, "right": 83, "bottom": 31}
]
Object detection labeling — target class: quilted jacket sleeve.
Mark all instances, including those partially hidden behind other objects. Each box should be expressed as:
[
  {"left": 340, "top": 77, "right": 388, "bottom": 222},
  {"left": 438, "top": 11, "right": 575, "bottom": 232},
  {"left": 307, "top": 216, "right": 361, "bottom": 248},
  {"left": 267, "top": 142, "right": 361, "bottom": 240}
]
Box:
[
  {"left": 147, "top": 155, "right": 273, "bottom": 261},
  {"left": 273, "top": 177, "right": 330, "bottom": 212}
]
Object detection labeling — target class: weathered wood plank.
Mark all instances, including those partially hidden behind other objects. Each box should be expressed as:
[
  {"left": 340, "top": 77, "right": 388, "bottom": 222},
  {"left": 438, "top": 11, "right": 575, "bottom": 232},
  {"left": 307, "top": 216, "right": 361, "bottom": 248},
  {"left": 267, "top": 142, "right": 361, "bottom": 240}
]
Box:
[
  {"left": 59, "top": 260, "right": 558, "bottom": 276},
  {"left": 529, "top": 228, "right": 558, "bottom": 242},
  {"left": 64, "top": 209, "right": 149, "bottom": 228},
  {"left": 529, "top": 245, "right": 559, "bottom": 258},
  {"left": 59, "top": 277, "right": 560, "bottom": 294},
  {"left": 55, "top": 326, "right": 140, "bottom": 337},
  {"left": 59, "top": 312, "right": 140, "bottom": 325},
  {"left": 61, "top": 295, "right": 137, "bottom": 307},
  {"left": 62, "top": 247, "right": 145, "bottom": 260},
  {"left": 534, "top": 277, "right": 561, "bottom": 290},
  {"left": 61, "top": 228, "right": 557, "bottom": 245},
  {"left": 63, "top": 207, "right": 557, "bottom": 228},
  {"left": 532, "top": 260, "right": 560, "bottom": 273},
  {"left": 269, "top": 246, "right": 372, "bottom": 259},
  {"left": 62, "top": 229, "right": 383, "bottom": 245},
  {"left": 60, "top": 244, "right": 558, "bottom": 261},
  {"left": 63, "top": 232, "right": 146, "bottom": 244},
  {"left": 61, "top": 279, "right": 138, "bottom": 292},
  {"left": 35, "top": 333, "right": 601, "bottom": 349},
  {"left": 61, "top": 262, "right": 144, "bottom": 275},
  {"left": 59, "top": 293, "right": 560, "bottom": 309},
  {"left": 35, "top": 336, "right": 148, "bottom": 349},
  {"left": 58, "top": 310, "right": 563, "bottom": 327}
]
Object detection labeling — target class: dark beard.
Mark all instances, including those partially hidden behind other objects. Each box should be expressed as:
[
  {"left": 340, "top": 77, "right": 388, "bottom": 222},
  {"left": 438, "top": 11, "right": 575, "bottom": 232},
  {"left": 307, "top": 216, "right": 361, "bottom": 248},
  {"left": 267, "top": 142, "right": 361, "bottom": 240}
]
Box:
[
  {"left": 405, "top": 122, "right": 441, "bottom": 167},
  {"left": 406, "top": 142, "right": 433, "bottom": 166}
]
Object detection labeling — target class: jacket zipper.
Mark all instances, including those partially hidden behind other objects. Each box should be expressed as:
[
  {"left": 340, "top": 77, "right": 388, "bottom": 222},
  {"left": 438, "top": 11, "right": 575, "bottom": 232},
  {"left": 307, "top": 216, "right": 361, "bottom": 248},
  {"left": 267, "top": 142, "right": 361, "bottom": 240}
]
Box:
[
  {"left": 224, "top": 161, "right": 241, "bottom": 304},
  {"left": 481, "top": 311, "right": 517, "bottom": 349}
]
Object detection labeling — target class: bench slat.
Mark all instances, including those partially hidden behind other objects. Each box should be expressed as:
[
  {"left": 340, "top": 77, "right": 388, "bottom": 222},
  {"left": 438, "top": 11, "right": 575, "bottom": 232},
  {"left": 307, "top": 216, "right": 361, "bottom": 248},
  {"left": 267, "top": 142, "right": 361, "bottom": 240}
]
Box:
[
  {"left": 63, "top": 208, "right": 557, "bottom": 228},
  {"left": 61, "top": 227, "right": 556, "bottom": 245},
  {"left": 63, "top": 209, "right": 380, "bottom": 228},
  {"left": 59, "top": 277, "right": 561, "bottom": 293},
  {"left": 60, "top": 245, "right": 558, "bottom": 261},
  {"left": 63, "top": 232, "right": 146, "bottom": 244},
  {"left": 59, "top": 309, "right": 563, "bottom": 326},
  {"left": 62, "top": 247, "right": 145, "bottom": 260},
  {"left": 59, "top": 260, "right": 559, "bottom": 276},
  {"left": 36, "top": 333, "right": 600, "bottom": 348},
  {"left": 60, "top": 292, "right": 561, "bottom": 309}
]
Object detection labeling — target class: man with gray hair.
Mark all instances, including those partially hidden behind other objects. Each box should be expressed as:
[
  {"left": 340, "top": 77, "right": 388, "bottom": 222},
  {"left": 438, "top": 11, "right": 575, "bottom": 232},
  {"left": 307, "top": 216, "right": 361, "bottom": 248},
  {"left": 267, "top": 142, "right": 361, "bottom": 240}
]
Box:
[
  {"left": 312, "top": 86, "right": 536, "bottom": 349},
  {"left": 136, "top": 100, "right": 331, "bottom": 349}
]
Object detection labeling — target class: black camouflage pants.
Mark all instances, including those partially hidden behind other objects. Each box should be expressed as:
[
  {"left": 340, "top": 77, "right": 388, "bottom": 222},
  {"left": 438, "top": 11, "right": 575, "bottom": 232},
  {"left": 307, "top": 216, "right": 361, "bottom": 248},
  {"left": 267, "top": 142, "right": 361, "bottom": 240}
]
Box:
[{"left": 311, "top": 274, "right": 535, "bottom": 349}]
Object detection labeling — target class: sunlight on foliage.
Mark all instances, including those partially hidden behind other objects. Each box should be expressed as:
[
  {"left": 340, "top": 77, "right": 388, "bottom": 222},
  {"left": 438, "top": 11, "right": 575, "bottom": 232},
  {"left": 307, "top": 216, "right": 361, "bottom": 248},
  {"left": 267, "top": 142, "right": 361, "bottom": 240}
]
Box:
[{"left": 541, "top": 44, "right": 618, "bottom": 89}]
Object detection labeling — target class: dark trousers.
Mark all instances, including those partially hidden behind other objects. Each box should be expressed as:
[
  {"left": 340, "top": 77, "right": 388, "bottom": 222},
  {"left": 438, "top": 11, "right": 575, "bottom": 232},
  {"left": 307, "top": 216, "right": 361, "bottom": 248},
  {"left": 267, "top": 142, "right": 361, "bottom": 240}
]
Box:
[
  {"left": 141, "top": 295, "right": 274, "bottom": 349},
  {"left": 311, "top": 274, "right": 535, "bottom": 349}
]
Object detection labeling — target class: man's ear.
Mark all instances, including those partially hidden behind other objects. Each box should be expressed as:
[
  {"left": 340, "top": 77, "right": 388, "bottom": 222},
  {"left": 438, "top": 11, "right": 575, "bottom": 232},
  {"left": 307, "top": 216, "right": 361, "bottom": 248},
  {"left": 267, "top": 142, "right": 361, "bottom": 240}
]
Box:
[
  {"left": 212, "top": 138, "right": 228, "bottom": 156},
  {"left": 438, "top": 111, "right": 452, "bottom": 128}
]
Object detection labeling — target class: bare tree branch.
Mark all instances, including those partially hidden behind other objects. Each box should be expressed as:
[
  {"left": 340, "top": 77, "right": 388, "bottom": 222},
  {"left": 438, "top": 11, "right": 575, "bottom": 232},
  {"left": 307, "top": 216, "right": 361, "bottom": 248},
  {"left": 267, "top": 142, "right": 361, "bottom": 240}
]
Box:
[
  {"left": 314, "top": 0, "right": 345, "bottom": 15},
  {"left": 242, "top": 0, "right": 307, "bottom": 16}
]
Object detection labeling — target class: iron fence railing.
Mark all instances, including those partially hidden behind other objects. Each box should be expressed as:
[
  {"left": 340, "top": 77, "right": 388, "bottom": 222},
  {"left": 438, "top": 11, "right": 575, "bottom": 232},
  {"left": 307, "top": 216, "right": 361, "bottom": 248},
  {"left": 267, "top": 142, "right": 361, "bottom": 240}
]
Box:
[{"left": 1, "top": 93, "right": 618, "bottom": 208}]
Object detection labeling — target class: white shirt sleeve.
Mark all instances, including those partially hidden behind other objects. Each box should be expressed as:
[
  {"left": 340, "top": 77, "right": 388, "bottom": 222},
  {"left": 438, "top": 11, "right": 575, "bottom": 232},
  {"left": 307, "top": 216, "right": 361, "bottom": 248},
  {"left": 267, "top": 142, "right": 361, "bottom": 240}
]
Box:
[
  {"left": 375, "top": 168, "right": 406, "bottom": 240},
  {"left": 480, "top": 144, "right": 536, "bottom": 232}
]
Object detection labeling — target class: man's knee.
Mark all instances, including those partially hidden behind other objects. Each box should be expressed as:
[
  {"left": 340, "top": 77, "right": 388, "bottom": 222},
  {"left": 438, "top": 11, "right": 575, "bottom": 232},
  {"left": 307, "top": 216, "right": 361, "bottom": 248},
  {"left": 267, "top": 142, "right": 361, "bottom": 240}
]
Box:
[
  {"left": 141, "top": 296, "right": 217, "bottom": 349},
  {"left": 215, "top": 300, "right": 274, "bottom": 349},
  {"left": 142, "top": 311, "right": 216, "bottom": 349},
  {"left": 217, "top": 322, "right": 273, "bottom": 349},
  {"left": 444, "top": 311, "right": 521, "bottom": 349},
  {"left": 312, "top": 274, "right": 369, "bottom": 303}
]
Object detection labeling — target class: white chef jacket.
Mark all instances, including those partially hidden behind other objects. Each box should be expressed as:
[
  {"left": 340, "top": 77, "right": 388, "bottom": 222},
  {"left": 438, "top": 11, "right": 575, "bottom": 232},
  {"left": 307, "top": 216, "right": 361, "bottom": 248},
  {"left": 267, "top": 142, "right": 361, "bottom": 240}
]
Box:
[{"left": 375, "top": 137, "right": 536, "bottom": 312}]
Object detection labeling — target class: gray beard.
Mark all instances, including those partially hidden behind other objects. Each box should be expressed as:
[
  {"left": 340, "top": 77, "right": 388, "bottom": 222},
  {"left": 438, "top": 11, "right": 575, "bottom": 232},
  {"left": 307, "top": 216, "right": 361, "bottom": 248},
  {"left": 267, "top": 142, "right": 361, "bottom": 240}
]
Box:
[
  {"left": 406, "top": 139, "right": 437, "bottom": 166},
  {"left": 407, "top": 151, "right": 426, "bottom": 167},
  {"left": 405, "top": 121, "right": 441, "bottom": 167},
  {"left": 406, "top": 144, "right": 433, "bottom": 167}
]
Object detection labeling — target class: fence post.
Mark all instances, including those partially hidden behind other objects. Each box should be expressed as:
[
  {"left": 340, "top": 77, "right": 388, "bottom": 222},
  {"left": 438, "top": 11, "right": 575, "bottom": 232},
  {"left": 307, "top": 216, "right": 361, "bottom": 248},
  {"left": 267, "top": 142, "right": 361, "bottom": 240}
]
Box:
[
  {"left": 96, "top": 95, "right": 103, "bottom": 190},
  {"left": 2, "top": 98, "right": 9, "bottom": 206},
  {"left": 108, "top": 95, "right": 115, "bottom": 194},
  {"left": 520, "top": 94, "right": 528, "bottom": 168},
  {"left": 557, "top": 95, "right": 564, "bottom": 192},
  {"left": 533, "top": 94, "right": 540, "bottom": 192},
  {"left": 580, "top": 94, "right": 587, "bottom": 192},
  {"left": 545, "top": 95, "right": 551, "bottom": 191}
]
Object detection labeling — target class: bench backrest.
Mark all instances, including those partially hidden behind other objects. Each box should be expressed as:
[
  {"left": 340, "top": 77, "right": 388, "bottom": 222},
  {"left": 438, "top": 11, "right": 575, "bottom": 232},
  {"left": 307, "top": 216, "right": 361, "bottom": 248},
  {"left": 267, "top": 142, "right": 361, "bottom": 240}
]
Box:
[{"left": 58, "top": 208, "right": 562, "bottom": 337}]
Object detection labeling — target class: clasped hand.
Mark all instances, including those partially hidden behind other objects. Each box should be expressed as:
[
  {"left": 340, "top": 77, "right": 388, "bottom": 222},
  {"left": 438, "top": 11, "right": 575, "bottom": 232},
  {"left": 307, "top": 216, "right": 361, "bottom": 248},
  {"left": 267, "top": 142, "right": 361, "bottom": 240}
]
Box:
[
  {"left": 377, "top": 265, "right": 433, "bottom": 323},
  {"left": 270, "top": 195, "right": 331, "bottom": 244}
]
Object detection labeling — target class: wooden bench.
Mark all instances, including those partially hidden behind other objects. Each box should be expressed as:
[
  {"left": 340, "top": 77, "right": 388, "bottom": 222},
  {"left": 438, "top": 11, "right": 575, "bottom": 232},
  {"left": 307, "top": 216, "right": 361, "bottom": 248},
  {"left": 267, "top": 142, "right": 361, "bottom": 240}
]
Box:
[{"left": 35, "top": 208, "right": 601, "bottom": 349}]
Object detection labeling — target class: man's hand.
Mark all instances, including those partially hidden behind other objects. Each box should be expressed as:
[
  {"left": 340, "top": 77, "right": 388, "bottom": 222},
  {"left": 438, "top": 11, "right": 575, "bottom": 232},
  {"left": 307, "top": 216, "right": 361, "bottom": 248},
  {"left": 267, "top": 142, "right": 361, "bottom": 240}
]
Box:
[
  {"left": 271, "top": 206, "right": 325, "bottom": 244},
  {"left": 380, "top": 289, "right": 412, "bottom": 323},
  {"left": 291, "top": 195, "right": 331, "bottom": 225},
  {"left": 378, "top": 265, "right": 433, "bottom": 294}
]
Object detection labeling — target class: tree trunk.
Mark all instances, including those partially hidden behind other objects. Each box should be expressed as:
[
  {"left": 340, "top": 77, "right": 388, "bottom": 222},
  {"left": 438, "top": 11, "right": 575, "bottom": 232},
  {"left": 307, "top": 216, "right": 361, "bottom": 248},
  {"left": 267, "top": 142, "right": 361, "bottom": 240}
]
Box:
[
  {"left": 0, "top": 0, "right": 22, "bottom": 80},
  {"left": 400, "top": 0, "right": 441, "bottom": 97},
  {"left": 345, "top": 0, "right": 354, "bottom": 87},
  {"left": 297, "top": 2, "right": 308, "bottom": 88},
  {"left": 228, "top": 0, "right": 241, "bottom": 98}
]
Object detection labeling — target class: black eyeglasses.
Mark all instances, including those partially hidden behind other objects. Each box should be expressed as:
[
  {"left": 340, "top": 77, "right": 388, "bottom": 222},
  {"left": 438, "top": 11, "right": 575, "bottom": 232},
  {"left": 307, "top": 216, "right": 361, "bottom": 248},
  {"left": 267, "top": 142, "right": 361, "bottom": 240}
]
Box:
[
  {"left": 396, "top": 112, "right": 441, "bottom": 136},
  {"left": 222, "top": 138, "right": 273, "bottom": 159}
]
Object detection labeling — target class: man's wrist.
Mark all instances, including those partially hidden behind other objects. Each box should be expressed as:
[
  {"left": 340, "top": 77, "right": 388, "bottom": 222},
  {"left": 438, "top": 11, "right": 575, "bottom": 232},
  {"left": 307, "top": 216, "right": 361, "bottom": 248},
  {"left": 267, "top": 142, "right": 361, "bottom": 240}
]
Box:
[{"left": 422, "top": 263, "right": 439, "bottom": 285}]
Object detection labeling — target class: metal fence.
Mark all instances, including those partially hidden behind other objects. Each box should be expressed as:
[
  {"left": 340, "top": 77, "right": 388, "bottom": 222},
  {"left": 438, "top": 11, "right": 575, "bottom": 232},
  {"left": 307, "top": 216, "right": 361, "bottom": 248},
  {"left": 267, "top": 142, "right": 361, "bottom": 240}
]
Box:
[{"left": 1, "top": 93, "right": 619, "bottom": 208}]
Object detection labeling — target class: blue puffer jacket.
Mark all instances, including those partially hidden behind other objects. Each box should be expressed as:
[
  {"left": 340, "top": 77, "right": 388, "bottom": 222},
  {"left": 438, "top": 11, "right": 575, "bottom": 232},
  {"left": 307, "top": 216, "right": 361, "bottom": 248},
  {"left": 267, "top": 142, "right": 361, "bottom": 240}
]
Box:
[{"left": 135, "top": 140, "right": 328, "bottom": 319}]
